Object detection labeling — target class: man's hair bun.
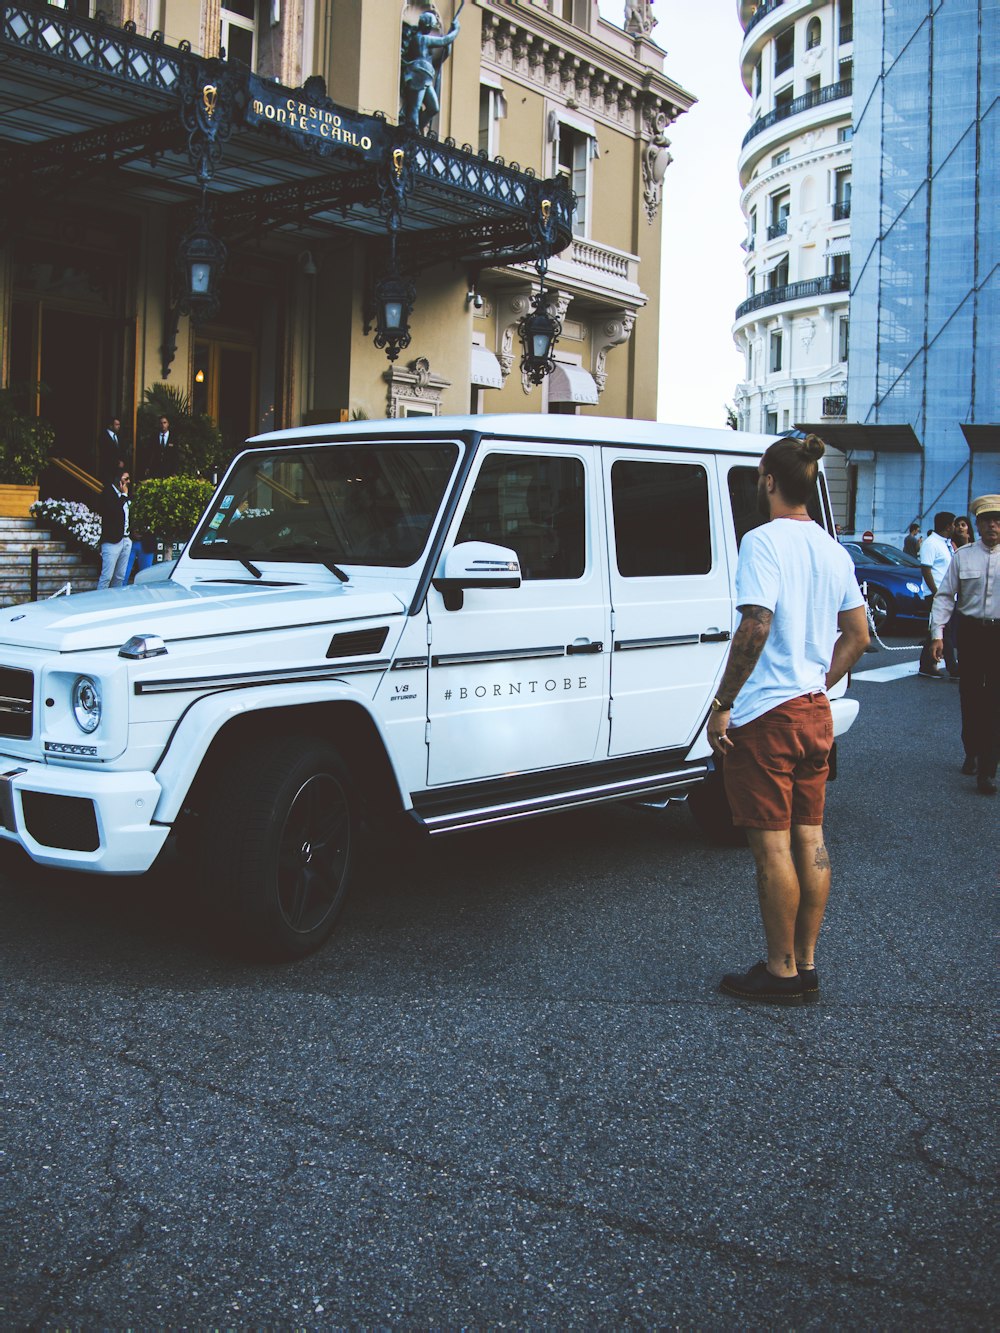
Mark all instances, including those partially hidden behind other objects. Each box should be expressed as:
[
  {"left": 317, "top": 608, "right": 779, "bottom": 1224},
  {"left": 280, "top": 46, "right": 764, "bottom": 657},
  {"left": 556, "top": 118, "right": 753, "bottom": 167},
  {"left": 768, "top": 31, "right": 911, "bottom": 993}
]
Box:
[{"left": 803, "top": 434, "right": 826, "bottom": 461}]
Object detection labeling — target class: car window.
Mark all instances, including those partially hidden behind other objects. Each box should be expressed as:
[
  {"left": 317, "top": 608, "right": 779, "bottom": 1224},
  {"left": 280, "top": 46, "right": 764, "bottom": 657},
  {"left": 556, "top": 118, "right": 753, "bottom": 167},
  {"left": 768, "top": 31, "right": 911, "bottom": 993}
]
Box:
[
  {"left": 842, "top": 544, "right": 866, "bottom": 567},
  {"left": 727, "top": 464, "right": 824, "bottom": 549},
  {"left": 456, "top": 452, "right": 586, "bottom": 580},
  {"left": 866, "top": 542, "right": 921, "bottom": 567},
  {"left": 611, "top": 459, "right": 712, "bottom": 576},
  {"left": 190, "top": 442, "right": 459, "bottom": 567}
]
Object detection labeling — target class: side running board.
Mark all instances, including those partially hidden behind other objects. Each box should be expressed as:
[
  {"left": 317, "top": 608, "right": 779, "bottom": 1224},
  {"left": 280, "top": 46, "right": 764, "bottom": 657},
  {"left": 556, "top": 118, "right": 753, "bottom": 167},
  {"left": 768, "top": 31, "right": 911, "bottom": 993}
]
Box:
[{"left": 409, "top": 763, "right": 711, "bottom": 836}]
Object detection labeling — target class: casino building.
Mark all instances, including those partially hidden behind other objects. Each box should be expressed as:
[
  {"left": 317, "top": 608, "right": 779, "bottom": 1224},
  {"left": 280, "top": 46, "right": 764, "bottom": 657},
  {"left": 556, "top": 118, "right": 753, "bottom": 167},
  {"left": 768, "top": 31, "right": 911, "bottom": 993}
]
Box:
[{"left": 0, "top": 0, "right": 691, "bottom": 488}]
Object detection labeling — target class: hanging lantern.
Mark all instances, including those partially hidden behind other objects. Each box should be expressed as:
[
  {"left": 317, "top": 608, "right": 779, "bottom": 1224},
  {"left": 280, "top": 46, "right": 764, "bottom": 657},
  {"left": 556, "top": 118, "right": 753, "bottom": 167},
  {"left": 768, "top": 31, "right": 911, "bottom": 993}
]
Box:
[
  {"left": 518, "top": 288, "right": 562, "bottom": 385},
  {"left": 373, "top": 267, "right": 416, "bottom": 362},
  {"left": 176, "top": 200, "right": 227, "bottom": 322}
]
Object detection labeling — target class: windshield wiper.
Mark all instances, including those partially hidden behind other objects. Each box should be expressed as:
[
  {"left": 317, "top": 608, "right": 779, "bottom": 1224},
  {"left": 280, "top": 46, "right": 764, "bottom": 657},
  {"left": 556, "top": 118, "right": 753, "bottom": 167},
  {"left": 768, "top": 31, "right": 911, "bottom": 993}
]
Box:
[
  {"left": 240, "top": 558, "right": 262, "bottom": 579},
  {"left": 268, "top": 543, "right": 350, "bottom": 582}
]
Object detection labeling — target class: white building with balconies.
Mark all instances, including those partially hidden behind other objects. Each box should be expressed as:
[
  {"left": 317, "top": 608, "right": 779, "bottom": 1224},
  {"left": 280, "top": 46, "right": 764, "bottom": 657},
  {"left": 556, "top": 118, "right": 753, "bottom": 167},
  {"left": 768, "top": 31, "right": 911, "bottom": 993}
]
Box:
[{"left": 732, "top": 0, "right": 855, "bottom": 519}]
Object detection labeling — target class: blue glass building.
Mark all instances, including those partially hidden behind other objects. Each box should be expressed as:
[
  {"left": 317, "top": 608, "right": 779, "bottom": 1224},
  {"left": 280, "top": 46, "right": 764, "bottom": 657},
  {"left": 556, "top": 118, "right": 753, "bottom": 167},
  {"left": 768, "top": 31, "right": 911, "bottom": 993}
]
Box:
[{"left": 842, "top": 0, "right": 998, "bottom": 535}]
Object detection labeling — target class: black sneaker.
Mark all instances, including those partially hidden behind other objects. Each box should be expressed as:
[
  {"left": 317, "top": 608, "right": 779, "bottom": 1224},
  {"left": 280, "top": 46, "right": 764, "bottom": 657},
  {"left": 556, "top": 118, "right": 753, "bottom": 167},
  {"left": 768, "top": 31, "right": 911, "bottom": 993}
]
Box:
[
  {"left": 977, "top": 775, "right": 997, "bottom": 796},
  {"left": 797, "top": 965, "right": 820, "bottom": 1002},
  {"left": 719, "top": 961, "right": 805, "bottom": 1005}
]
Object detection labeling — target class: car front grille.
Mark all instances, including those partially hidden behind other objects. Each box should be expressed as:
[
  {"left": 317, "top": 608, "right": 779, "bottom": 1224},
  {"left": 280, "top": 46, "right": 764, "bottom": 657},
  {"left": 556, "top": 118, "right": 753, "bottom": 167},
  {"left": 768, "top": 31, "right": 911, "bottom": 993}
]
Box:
[{"left": 0, "top": 667, "right": 33, "bottom": 740}]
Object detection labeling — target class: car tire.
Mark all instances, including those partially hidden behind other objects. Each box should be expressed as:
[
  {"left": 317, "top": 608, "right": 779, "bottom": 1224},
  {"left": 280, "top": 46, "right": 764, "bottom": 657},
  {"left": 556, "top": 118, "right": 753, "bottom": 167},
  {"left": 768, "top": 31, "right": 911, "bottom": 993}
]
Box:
[
  {"left": 866, "top": 585, "right": 894, "bottom": 632},
  {"left": 687, "top": 767, "right": 746, "bottom": 846},
  {"left": 202, "top": 736, "right": 357, "bottom": 961}
]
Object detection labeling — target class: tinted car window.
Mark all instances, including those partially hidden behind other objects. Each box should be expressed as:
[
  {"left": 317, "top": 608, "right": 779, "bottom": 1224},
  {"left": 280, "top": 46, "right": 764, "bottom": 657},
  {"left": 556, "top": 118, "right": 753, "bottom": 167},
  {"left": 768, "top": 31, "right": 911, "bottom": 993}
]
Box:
[
  {"left": 611, "top": 460, "right": 711, "bottom": 576},
  {"left": 728, "top": 464, "right": 824, "bottom": 548},
  {"left": 456, "top": 453, "right": 585, "bottom": 581}
]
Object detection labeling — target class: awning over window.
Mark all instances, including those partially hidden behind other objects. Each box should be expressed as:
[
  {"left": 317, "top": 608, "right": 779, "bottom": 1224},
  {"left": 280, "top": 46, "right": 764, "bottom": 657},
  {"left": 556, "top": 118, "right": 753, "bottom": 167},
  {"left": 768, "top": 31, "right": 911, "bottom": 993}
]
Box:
[
  {"left": 470, "top": 345, "right": 504, "bottom": 389},
  {"left": 960, "top": 424, "right": 1000, "bottom": 452},
  {"left": 795, "top": 423, "right": 922, "bottom": 452},
  {"left": 548, "top": 364, "right": 599, "bottom": 405}
]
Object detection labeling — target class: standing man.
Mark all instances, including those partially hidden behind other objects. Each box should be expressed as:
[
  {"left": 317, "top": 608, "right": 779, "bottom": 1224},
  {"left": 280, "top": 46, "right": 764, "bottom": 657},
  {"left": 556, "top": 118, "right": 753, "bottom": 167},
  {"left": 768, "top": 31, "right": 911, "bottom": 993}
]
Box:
[
  {"left": 100, "top": 416, "right": 125, "bottom": 475},
  {"left": 151, "top": 414, "right": 177, "bottom": 478},
  {"left": 708, "top": 436, "right": 870, "bottom": 1005},
  {"left": 903, "top": 521, "right": 922, "bottom": 558},
  {"left": 96, "top": 466, "right": 132, "bottom": 590},
  {"left": 917, "top": 512, "right": 956, "bottom": 677},
  {"left": 929, "top": 494, "right": 1000, "bottom": 795}
]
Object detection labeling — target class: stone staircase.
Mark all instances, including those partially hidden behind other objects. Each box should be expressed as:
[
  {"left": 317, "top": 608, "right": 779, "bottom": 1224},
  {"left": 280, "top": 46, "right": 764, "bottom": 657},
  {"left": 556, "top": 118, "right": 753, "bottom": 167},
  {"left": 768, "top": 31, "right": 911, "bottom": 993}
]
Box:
[{"left": 0, "top": 516, "right": 99, "bottom": 608}]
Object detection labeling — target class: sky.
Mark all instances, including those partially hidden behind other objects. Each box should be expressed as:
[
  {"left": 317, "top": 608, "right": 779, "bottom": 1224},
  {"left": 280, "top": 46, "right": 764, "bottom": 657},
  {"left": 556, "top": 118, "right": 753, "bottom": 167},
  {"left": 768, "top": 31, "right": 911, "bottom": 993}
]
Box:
[{"left": 598, "top": 1, "right": 750, "bottom": 427}]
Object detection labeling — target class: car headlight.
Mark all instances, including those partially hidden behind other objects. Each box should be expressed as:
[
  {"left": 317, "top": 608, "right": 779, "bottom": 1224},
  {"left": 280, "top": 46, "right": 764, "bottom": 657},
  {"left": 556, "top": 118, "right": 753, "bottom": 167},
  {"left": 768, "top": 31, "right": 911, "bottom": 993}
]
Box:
[{"left": 72, "top": 676, "right": 102, "bottom": 733}]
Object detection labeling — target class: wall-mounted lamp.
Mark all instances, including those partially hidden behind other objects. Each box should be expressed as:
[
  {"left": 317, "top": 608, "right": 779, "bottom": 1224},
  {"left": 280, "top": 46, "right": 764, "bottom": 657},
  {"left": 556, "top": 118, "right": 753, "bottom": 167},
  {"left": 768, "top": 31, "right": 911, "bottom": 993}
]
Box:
[
  {"left": 194, "top": 368, "right": 206, "bottom": 384},
  {"left": 176, "top": 194, "right": 227, "bottom": 323},
  {"left": 299, "top": 249, "right": 317, "bottom": 277},
  {"left": 372, "top": 267, "right": 416, "bottom": 362},
  {"left": 518, "top": 289, "right": 561, "bottom": 385}
]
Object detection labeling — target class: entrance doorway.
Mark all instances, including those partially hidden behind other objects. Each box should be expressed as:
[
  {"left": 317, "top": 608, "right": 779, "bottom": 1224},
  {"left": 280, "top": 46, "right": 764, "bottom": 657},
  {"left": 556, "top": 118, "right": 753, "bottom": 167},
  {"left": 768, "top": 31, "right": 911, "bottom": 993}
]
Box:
[{"left": 192, "top": 338, "right": 258, "bottom": 466}]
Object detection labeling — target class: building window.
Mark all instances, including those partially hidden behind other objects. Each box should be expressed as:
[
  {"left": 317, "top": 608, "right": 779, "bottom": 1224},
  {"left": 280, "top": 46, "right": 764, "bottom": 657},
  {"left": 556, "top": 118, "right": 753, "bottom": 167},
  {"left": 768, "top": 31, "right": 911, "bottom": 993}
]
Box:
[
  {"left": 838, "top": 317, "right": 850, "bottom": 362},
  {"left": 478, "top": 84, "right": 507, "bottom": 156},
  {"left": 806, "top": 75, "right": 821, "bottom": 97},
  {"left": 553, "top": 119, "right": 597, "bottom": 238},
  {"left": 775, "top": 85, "right": 794, "bottom": 113},
  {"left": 806, "top": 17, "right": 822, "bottom": 49},
  {"left": 746, "top": 343, "right": 754, "bottom": 379},
  {"left": 831, "top": 252, "right": 851, "bottom": 281},
  {"left": 770, "top": 331, "right": 783, "bottom": 372},
  {"left": 221, "top": 0, "right": 256, "bottom": 67},
  {"left": 771, "top": 149, "right": 790, "bottom": 167},
  {"left": 768, "top": 192, "right": 790, "bottom": 240},
  {"left": 839, "top": 0, "right": 854, "bottom": 44},
  {"left": 833, "top": 170, "right": 852, "bottom": 218},
  {"left": 748, "top": 270, "right": 756, "bottom": 298},
  {"left": 769, "top": 254, "right": 789, "bottom": 288},
  {"left": 838, "top": 125, "right": 854, "bottom": 142},
  {"left": 774, "top": 28, "right": 794, "bottom": 79},
  {"left": 611, "top": 461, "right": 712, "bottom": 577},
  {"left": 49, "top": 0, "right": 92, "bottom": 13},
  {"left": 753, "top": 58, "right": 762, "bottom": 98},
  {"left": 765, "top": 410, "right": 779, "bottom": 434}
]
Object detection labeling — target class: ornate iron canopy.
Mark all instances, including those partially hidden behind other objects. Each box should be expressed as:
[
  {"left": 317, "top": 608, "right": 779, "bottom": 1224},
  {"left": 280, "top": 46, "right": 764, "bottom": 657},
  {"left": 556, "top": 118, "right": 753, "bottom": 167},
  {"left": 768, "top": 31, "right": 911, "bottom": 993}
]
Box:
[{"left": 0, "top": 1, "right": 575, "bottom": 278}]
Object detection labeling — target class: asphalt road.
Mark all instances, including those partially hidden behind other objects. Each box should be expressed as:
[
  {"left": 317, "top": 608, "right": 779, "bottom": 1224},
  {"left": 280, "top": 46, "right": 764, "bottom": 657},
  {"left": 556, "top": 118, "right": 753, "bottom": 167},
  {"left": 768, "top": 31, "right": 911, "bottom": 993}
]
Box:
[{"left": 1, "top": 637, "right": 995, "bottom": 1328}]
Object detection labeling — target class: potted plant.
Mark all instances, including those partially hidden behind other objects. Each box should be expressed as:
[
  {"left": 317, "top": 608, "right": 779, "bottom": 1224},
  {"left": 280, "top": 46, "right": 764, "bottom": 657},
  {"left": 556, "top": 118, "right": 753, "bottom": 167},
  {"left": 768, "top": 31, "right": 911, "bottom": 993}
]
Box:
[
  {"left": 0, "top": 391, "right": 55, "bottom": 516},
  {"left": 130, "top": 475, "right": 216, "bottom": 563}
]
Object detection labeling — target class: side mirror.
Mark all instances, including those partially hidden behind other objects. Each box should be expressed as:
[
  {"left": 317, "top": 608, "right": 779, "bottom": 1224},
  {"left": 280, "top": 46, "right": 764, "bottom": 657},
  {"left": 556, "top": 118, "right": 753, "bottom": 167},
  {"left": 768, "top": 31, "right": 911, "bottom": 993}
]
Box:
[{"left": 432, "top": 541, "right": 521, "bottom": 611}]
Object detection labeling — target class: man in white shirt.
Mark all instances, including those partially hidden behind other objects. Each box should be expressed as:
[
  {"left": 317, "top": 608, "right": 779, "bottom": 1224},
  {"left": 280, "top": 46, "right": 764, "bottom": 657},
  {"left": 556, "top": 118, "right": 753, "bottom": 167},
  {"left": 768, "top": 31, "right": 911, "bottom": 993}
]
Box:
[
  {"left": 707, "top": 436, "right": 869, "bottom": 1004},
  {"left": 918, "top": 512, "right": 956, "bottom": 677},
  {"left": 930, "top": 494, "right": 1000, "bottom": 795}
]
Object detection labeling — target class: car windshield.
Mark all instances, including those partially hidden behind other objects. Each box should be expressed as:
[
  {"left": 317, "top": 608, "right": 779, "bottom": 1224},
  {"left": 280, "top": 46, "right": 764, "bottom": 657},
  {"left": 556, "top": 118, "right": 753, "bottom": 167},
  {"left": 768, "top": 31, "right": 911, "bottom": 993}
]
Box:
[
  {"left": 846, "top": 542, "right": 921, "bottom": 568},
  {"left": 189, "top": 441, "right": 460, "bottom": 567}
]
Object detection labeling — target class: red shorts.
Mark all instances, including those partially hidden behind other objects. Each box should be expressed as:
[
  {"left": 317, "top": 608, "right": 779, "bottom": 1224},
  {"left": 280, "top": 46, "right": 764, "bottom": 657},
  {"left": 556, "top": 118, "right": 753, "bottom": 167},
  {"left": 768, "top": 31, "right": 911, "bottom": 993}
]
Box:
[{"left": 723, "top": 693, "right": 833, "bottom": 830}]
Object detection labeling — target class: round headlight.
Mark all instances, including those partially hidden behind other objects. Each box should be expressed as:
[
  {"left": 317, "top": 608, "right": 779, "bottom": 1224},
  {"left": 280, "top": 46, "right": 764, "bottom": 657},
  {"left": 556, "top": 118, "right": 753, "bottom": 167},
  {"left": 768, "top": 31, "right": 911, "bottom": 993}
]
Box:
[{"left": 72, "top": 676, "right": 102, "bottom": 733}]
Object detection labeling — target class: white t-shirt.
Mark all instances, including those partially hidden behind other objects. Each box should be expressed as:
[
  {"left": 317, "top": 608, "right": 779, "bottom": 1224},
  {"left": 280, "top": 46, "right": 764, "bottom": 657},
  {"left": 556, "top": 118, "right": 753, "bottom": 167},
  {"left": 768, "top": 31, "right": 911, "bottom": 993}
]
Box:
[
  {"left": 918, "top": 530, "right": 953, "bottom": 588},
  {"left": 731, "top": 520, "right": 863, "bottom": 727}
]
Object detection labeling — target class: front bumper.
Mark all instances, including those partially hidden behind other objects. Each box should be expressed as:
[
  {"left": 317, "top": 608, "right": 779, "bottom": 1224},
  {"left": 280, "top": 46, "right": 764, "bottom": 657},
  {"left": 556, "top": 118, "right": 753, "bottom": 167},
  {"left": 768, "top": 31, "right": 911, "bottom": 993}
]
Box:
[{"left": 0, "top": 758, "right": 167, "bottom": 874}]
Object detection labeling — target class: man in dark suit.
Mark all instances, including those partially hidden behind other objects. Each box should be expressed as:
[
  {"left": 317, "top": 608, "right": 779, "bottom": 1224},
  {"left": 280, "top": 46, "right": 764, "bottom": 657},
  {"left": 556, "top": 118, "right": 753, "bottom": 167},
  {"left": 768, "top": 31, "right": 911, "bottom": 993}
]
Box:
[
  {"left": 100, "top": 417, "right": 125, "bottom": 475},
  {"left": 96, "top": 465, "right": 132, "bottom": 589},
  {"left": 149, "top": 414, "right": 178, "bottom": 478}
]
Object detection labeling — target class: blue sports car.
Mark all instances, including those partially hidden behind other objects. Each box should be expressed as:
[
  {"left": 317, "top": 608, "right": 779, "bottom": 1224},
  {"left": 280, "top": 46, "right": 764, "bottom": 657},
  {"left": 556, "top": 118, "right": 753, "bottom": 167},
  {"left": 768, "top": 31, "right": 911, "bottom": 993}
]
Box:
[{"left": 840, "top": 541, "right": 932, "bottom": 630}]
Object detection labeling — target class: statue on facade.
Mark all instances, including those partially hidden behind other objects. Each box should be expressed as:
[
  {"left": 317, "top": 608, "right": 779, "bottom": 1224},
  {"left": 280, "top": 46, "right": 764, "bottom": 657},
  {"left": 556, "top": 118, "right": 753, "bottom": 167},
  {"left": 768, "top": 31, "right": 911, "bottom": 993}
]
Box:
[
  {"left": 400, "top": 3, "right": 462, "bottom": 134},
  {"left": 624, "top": 0, "right": 656, "bottom": 38}
]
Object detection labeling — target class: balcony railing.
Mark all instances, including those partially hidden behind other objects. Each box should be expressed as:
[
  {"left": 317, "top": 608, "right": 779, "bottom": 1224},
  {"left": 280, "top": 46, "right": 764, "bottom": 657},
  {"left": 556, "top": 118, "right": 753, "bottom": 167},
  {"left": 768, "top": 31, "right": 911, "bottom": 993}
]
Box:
[
  {"left": 744, "top": 0, "right": 784, "bottom": 36},
  {"left": 823, "top": 395, "right": 847, "bottom": 417},
  {"left": 767, "top": 218, "right": 788, "bottom": 240},
  {"left": 840, "top": 20, "right": 854, "bottom": 43},
  {"left": 832, "top": 200, "right": 851, "bottom": 220},
  {"left": 735, "top": 272, "right": 850, "bottom": 320},
  {"left": 743, "top": 80, "right": 853, "bottom": 148}
]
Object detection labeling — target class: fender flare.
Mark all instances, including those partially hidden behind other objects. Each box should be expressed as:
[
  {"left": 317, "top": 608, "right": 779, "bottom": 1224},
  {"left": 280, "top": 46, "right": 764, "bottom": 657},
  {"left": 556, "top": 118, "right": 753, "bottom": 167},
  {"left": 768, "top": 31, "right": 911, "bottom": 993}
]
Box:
[{"left": 151, "top": 681, "right": 408, "bottom": 824}]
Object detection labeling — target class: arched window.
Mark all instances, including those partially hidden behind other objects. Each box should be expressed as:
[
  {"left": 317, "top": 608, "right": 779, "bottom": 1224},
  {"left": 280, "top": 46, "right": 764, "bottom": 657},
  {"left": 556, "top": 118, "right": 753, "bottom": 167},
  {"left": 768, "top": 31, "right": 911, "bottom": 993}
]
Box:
[{"left": 806, "top": 17, "right": 822, "bottom": 49}]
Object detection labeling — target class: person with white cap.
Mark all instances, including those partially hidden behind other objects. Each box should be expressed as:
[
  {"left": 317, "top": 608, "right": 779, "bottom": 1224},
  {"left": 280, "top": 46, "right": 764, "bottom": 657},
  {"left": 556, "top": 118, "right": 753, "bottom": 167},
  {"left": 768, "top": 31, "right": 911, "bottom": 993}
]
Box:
[{"left": 930, "top": 494, "right": 1000, "bottom": 795}]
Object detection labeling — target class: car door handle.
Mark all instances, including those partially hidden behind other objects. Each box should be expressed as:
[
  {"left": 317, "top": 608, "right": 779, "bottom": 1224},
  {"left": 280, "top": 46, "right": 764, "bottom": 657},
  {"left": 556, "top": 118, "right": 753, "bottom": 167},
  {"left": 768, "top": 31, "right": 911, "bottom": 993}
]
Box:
[
  {"left": 566, "top": 641, "right": 603, "bottom": 655},
  {"left": 700, "top": 630, "right": 732, "bottom": 643}
]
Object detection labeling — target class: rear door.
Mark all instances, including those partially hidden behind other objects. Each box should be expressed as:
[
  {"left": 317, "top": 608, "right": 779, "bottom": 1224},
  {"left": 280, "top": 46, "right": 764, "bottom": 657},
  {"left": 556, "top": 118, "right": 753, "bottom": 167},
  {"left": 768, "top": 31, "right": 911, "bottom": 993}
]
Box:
[{"left": 604, "top": 449, "right": 734, "bottom": 757}]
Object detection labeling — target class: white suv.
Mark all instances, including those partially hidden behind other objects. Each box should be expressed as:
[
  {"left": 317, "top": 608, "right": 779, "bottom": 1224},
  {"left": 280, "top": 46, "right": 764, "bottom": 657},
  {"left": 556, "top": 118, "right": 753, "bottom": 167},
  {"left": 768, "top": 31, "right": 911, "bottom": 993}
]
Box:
[{"left": 0, "top": 416, "right": 859, "bottom": 957}]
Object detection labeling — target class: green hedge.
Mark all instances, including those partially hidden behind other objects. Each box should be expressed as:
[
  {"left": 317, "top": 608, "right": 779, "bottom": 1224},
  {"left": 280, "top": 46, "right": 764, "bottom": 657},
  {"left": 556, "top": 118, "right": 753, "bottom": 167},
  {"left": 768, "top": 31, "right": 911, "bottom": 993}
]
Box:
[{"left": 131, "top": 476, "right": 216, "bottom": 542}]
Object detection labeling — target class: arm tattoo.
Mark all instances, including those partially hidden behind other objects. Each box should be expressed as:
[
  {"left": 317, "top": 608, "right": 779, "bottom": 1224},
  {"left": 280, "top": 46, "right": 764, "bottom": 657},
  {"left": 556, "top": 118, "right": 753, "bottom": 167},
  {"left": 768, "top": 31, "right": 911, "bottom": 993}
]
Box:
[{"left": 716, "top": 605, "right": 773, "bottom": 703}]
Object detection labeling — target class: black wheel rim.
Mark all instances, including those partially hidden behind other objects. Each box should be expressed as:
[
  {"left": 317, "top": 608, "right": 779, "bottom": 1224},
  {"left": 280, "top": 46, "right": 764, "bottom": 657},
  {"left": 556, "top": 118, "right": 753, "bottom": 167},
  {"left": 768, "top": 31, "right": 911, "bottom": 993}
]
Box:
[
  {"left": 275, "top": 773, "right": 351, "bottom": 934},
  {"left": 868, "top": 591, "right": 888, "bottom": 628}
]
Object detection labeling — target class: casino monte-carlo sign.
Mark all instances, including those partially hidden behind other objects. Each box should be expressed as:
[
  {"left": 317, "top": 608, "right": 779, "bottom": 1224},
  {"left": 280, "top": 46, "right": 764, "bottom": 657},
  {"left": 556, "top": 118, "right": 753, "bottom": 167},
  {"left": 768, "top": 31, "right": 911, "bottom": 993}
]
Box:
[{"left": 245, "top": 73, "right": 384, "bottom": 159}]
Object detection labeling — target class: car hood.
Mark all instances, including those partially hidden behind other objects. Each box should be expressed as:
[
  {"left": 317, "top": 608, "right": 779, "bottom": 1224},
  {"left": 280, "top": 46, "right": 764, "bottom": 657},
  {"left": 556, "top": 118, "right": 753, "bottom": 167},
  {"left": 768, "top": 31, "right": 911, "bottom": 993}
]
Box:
[{"left": 0, "top": 578, "right": 407, "bottom": 653}]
